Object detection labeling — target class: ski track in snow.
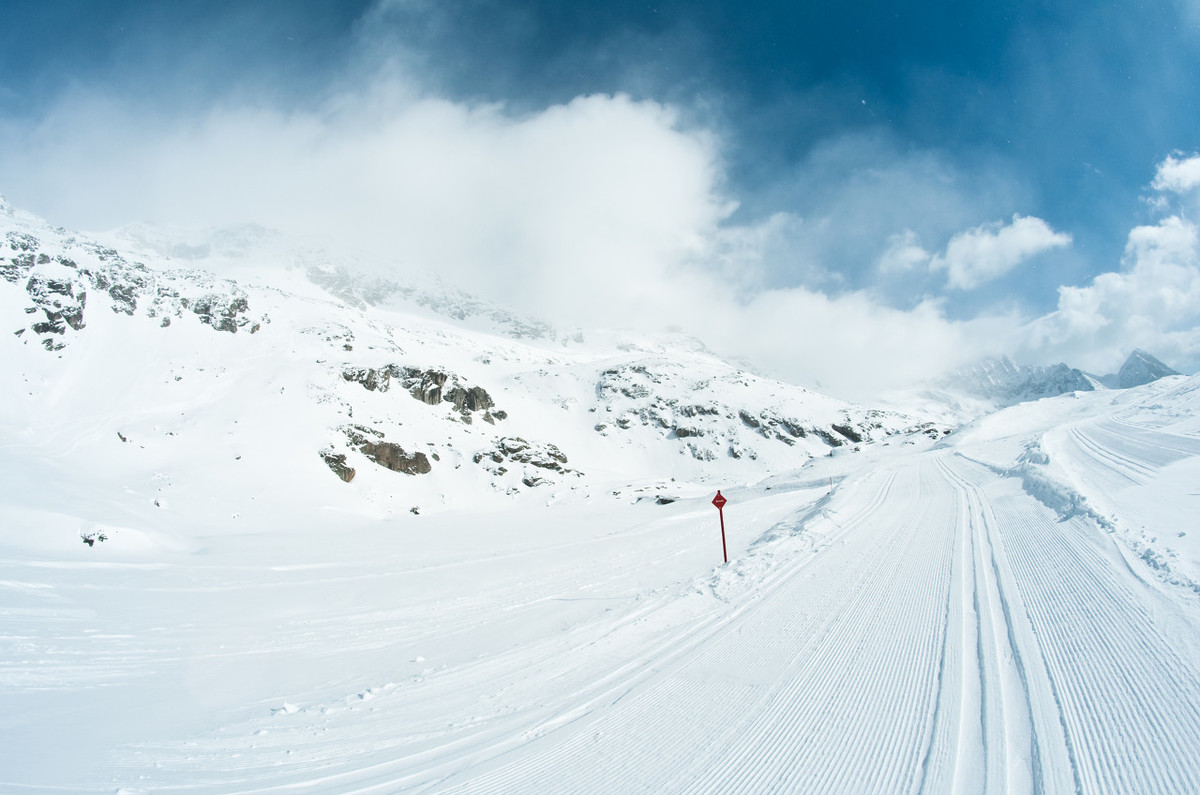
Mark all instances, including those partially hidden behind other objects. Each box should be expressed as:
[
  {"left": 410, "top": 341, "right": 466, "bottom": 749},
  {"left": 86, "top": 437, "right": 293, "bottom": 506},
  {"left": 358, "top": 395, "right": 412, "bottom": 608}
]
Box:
[{"left": 5, "top": 398, "right": 1200, "bottom": 791}]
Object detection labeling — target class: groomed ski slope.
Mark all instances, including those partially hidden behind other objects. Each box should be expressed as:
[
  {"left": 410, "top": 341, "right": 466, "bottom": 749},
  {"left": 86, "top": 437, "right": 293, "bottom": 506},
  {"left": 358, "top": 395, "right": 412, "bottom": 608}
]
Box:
[{"left": 4, "top": 380, "right": 1200, "bottom": 792}]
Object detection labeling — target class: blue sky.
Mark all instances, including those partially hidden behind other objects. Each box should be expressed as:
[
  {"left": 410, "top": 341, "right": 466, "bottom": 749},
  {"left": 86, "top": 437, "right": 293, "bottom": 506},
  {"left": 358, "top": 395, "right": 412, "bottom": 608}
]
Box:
[{"left": 3, "top": 0, "right": 1200, "bottom": 393}]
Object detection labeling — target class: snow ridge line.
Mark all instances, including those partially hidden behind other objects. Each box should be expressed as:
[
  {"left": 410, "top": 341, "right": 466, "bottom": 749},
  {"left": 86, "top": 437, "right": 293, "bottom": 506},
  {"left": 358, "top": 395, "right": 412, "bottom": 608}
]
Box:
[
  {"left": 956, "top": 449, "right": 1113, "bottom": 532},
  {"left": 1050, "top": 419, "right": 1200, "bottom": 598}
]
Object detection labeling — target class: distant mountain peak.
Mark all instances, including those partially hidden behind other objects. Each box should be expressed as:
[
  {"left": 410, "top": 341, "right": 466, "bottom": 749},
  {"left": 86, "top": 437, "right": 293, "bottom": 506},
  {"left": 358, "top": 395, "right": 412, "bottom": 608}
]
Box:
[
  {"left": 1113, "top": 349, "right": 1179, "bottom": 389},
  {"left": 936, "top": 356, "right": 1095, "bottom": 404}
]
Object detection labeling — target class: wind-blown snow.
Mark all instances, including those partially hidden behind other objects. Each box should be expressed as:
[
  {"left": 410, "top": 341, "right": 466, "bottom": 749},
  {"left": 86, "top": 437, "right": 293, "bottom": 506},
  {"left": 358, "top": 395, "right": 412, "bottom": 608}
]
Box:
[{"left": 3, "top": 203, "right": 1200, "bottom": 792}]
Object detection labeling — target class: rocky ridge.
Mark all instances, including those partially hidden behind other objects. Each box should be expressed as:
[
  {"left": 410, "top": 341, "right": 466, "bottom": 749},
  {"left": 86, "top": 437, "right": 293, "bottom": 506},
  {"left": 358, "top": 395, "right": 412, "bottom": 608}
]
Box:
[
  {"left": 5, "top": 209, "right": 266, "bottom": 352},
  {"left": 2, "top": 198, "right": 944, "bottom": 508}
]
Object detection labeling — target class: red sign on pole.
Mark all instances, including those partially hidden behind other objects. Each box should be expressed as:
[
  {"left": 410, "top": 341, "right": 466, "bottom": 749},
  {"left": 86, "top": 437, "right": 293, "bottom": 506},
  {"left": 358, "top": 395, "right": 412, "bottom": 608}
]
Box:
[{"left": 712, "top": 490, "right": 728, "bottom": 563}]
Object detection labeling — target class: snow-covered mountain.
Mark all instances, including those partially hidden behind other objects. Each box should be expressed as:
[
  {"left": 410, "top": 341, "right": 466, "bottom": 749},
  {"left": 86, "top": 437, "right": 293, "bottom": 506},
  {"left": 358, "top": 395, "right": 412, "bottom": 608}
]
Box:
[
  {"left": 1, "top": 197, "right": 940, "bottom": 527},
  {"left": 888, "top": 348, "right": 1184, "bottom": 424},
  {"left": 1098, "top": 347, "right": 1180, "bottom": 388},
  {"left": 882, "top": 355, "right": 1097, "bottom": 424},
  {"left": 939, "top": 356, "right": 1098, "bottom": 402},
  {"left": 5, "top": 195, "right": 1200, "bottom": 792}
]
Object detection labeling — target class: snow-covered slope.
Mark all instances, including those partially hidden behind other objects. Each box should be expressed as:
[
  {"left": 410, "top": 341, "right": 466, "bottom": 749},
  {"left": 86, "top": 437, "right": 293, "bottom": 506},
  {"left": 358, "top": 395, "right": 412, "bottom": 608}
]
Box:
[
  {"left": 4, "top": 197, "right": 1200, "bottom": 793},
  {"left": 1, "top": 197, "right": 936, "bottom": 530}
]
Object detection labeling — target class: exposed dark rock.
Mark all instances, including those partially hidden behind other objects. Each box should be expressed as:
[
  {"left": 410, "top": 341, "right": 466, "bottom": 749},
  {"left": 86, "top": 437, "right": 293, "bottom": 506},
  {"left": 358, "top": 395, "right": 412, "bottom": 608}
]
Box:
[
  {"left": 832, "top": 424, "right": 863, "bottom": 443},
  {"left": 342, "top": 364, "right": 404, "bottom": 392},
  {"left": 4, "top": 221, "right": 270, "bottom": 350},
  {"left": 343, "top": 364, "right": 500, "bottom": 419},
  {"left": 813, "top": 428, "right": 844, "bottom": 447},
  {"left": 337, "top": 425, "right": 431, "bottom": 475},
  {"left": 359, "top": 441, "right": 431, "bottom": 475},
  {"left": 320, "top": 451, "right": 356, "bottom": 482},
  {"left": 776, "top": 418, "right": 807, "bottom": 438},
  {"left": 6, "top": 231, "right": 39, "bottom": 252},
  {"left": 109, "top": 284, "right": 137, "bottom": 315},
  {"left": 192, "top": 294, "right": 251, "bottom": 333},
  {"left": 2, "top": 252, "right": 35, "bottom": 283},
  {"left": 31, "top": 316, "right": 65, "bottom": 335},
  {"left": 446, "top": 384, "right": 494, "bottom": 413},
  {"left": 473, "top": 436, "right": 577, "bottom": 484}
]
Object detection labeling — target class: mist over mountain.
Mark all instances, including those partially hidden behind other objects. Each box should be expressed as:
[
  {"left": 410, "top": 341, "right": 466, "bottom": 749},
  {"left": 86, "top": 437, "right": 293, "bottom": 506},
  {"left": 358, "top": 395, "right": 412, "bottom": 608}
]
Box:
[{"left": 2, "top": 196, "right": 947, "bottom": 518}]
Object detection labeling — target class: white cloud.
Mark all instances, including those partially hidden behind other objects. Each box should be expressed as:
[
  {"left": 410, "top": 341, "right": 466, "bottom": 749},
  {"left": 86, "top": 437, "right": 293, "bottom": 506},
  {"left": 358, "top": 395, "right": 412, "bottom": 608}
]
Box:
[
  {"left": 1020, "top": 153, "right": 1200, "bottom": 374},
  {"left": 1151, "top": 153, "right": 1200, "bottom": 194},
  {"left": 703, "top": 289, "right": 1017, "bottom": 399},
  {"left": 3, "top": 74, "right": 1021, "bottom": 397},
  {"left": 1023, "top": 214, "right": 1200, "bottom": 372},
  {"left": 877, "top": 230, "right": 931, "bottom": 273},
  {"left": 0, "top": 85, "right": 729, "bottom": 328},
  {"left": 25, "top": 70, "right": 1200, "bottom": 395},
  {"left": 929, "top": 214, "right": 1072, "bottom": 290}
]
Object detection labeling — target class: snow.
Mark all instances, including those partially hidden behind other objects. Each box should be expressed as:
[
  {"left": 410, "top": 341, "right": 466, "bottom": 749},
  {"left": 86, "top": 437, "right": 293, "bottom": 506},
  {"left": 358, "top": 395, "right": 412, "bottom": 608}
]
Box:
[{"left": 3, "top": 205, "right": 1200, "bottom": 792}]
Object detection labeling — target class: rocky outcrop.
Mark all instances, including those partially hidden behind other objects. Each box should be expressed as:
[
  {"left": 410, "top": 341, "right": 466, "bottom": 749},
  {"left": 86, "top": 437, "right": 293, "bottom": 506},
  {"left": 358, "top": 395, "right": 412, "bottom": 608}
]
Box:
[
  {"left": 341, "top": 364, "right": 405, "bottom": 393},
  {"left": 320, "top": 451, "right": 356, "bottom": 482},
  {"left": 185, "top": 293, "right": 258, "bottom": 333},
  {"left": 24, "top": 268, "right": 86, "bottom": 350},
  {"left": 591, "top": 357, "right": 900, "bottom": 464},
  {"left": 339, "top": 425, "right": 431, "bottom": 476},
  {"left": 359, "top": 441, "right": 431, "bottom": 475},
  {"left": 473, "top": 437, "right": 578, "bottom": 485},
  {"left": 4, "top": 227, "right": 268, "bottom": 350},
  {"left": 832, "top": 424, "right": 863, "bottom": 443},
  {"left": 342, "top": 365, "right": 501, "bottom": 423}
]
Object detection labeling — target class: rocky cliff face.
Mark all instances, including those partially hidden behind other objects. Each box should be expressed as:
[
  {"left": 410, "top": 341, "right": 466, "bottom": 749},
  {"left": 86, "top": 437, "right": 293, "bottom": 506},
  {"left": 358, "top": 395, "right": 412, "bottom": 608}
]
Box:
[
  {"left": 5, "top": 217, "right": 266, "bottom": 352},
  {"left": 342, "top": 365, "right": 502, "bottom": 423}
]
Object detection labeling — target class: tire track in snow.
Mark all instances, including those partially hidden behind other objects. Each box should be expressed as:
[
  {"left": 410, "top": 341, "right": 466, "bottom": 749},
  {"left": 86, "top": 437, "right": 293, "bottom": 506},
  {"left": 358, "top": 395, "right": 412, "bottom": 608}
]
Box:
[
  {"left": 108, "top": 480, "right": 897, "bottom": 793},
  {"left": 954, "top": 453, "right": 1200, "bottom": 793},
  {"left": 432, "top": 459, "right": 960, "bottom": 794},
  {"left": 92, "top": 432, "right": 1200, "bottom": 793},
  {"left": 930, "top": 455, "right": 1051, "bottom": 794},
  {"left": 435, "top": 468, "right": 910, "bottom": 794}
]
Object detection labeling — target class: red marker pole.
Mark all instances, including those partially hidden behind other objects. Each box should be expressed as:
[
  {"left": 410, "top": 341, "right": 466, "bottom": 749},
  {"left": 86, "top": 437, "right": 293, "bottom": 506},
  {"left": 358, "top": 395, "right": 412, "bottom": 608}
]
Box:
[{"left": 712, "top": 490, "right": 728, "bottom": 564}]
